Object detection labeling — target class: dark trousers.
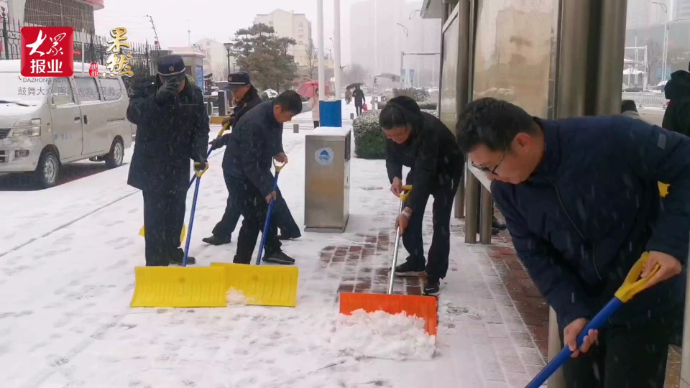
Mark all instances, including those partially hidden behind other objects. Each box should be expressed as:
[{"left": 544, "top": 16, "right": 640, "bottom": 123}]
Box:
[
  {"left": 402, "top": 175, "right": 459, "bottom": 280},
  {"left": 560, "top": 307, "right": 684, "bottom": 388},
  {"left": 274, "top": 191, "right": 301, "bottom": 238},
  {"left": 142, "top": 189, "right": 186, "bottom": 266},
  {"left": 229, "top": 176, "right": 281, "bottom": 264},
  {"left": 355, "top": 104, "right": 363, "bottom": 116},
  {"left": 313, "top": 120, "right": 320, "bottom": 128},
  {"left": 211, "top": 175, "right": 242, "bottom": 239}
]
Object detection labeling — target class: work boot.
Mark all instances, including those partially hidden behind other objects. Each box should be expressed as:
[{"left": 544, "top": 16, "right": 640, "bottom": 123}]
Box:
[
  {"left": 202, "top": 235, "right": 232, "bottom": 245},
  {"left": 170, "top": 249, "right": 196, "bottom": 265},
  {"left": 263, "top": 250, "right": 295, "bottom": 265},
  {"left": 424, "top": 277, "right": 441, "bottom": 296},
  {"left": 492, "top": 216, "right": 507, "bottom": 231},
  {"left": 394, "top": 258, "right": 426, "bottom": 277}
]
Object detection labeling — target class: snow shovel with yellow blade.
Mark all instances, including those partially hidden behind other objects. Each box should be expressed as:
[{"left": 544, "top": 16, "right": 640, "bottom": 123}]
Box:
[
  {"left": 211, "top": 161, "right": 299, "bottom": 308},
  {"left": 130, "top": 163, "right": 227, "bottom": 308},
  {"left": 525, "top": 253, "right": 660, "bottom": 387},
  {"left": 138, "top": 122, "right": 231, "bottom": 243},
  {"left": 339, "top": 186, "right": 438, "bottom": 335}
]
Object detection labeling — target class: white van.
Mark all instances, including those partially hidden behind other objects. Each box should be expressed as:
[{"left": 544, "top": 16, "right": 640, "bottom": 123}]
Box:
[{"left": 0, "top": 60, "right": 134, "bottom": 188}]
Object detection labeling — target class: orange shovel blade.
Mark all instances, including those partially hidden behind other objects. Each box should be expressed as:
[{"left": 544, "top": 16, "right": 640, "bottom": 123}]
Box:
[{"left": 339, "top": 293, "right": 438, "bottom": 336}]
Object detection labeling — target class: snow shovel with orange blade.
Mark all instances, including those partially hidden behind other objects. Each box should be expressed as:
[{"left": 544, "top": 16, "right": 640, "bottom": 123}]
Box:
[{"left": 339, "top": 186, "right": 438, "bottom": 335}]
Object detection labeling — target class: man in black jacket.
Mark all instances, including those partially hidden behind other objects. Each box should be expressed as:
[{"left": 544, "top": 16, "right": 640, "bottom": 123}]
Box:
[
  {"left": 127, "top": 55, "right": 210, "bottom": 266},
  {"left": 202, "top": 72, "right": 262, "bottom": 246},
  {"left": 381, "top": 96, "right": 464, "bottom": 296},
  {"left": 457, "top": 98, "right": 687, "bottom": 387},
  {"left": 224, "top": 91, "right": 303, "bottom": 265},
  {"left": 662, "top": 63, "right": 690, "bottom": 136},
  {"left": 353, "top": 86, "right": 365, "bottom": 116}
]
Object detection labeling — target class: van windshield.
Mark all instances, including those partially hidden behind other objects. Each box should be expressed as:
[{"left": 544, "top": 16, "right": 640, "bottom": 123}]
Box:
[{"left": 0, "top": 73, "right": 52, "bottom": 104}]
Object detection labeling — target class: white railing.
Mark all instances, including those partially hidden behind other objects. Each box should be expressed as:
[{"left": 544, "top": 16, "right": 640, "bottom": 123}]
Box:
[{"left": 622, "top": 92, "right": 668, "bottom": 109}]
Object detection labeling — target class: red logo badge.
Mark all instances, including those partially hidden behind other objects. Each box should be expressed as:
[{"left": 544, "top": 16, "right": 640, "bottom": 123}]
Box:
[
  {"left": 89, "top": 62, "right": 99, "bottom": 77},
  {"left": 20, "top": 27, "right": 74, "bottom": 77}
]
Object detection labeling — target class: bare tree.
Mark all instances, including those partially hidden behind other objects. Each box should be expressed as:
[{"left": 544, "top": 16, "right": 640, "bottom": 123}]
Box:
[
  {"left": 645, "top": 39, "right": 664, "bottom": 84},
  {"left": 306, "top": 39, "right": 318, "bottom": 80},
  {"left": 343, "top": 63, "right": 368, "bottom": 85}
]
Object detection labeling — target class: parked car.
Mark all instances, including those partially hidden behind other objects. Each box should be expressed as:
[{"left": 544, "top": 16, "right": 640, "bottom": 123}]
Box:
[{"left": 0, "top": 60, "right": 134, "bottom": 188}]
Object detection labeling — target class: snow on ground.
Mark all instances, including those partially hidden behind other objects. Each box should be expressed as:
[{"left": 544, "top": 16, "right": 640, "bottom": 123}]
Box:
[
  {"left": 329, "top": 310, "right": 436, "bottom": 361},
  {"left": 0, "top": 102, "right": 544, "bottom": 388}
]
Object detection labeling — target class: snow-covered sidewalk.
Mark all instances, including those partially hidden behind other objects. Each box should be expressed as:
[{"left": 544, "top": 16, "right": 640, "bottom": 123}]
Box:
[{"left": 0, "top": 103, "right": 545, "bottom": 388}]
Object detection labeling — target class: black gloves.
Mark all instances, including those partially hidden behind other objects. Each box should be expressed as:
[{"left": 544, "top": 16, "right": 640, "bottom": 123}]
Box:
[
  {"left": 194, "top": 161, "right": 209, "bottom": 177},
  {"left": 155, "top": 78, "right": 179, "bottom": 105},
  {"left": 209, "top": 134, "right": 229, "bottom": 150}
]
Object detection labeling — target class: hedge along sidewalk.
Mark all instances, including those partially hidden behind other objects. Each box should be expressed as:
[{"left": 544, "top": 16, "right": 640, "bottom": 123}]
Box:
[{"left": 353, "top": 109, "right": 439, "bottom": 159}]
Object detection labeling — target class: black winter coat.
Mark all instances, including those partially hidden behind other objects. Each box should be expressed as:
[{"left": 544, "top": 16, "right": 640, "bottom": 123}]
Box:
[
  {"left": 223, "top": 101, "right": 283, "bottom": 196},
  {"left": 662, "top": 70, "right": 690, "bottom": 136},
  {"left": 492, "top": 116, "right": 689, "bottom": 328},
  {"left": 385, "top": 111, "right": 463, "bottom": 213},
  {"left": 353, "top": 89, "right": 365, "bottom": 105},
  {"left": 127, "top": 75, "right": 209, "bottom": 192}
]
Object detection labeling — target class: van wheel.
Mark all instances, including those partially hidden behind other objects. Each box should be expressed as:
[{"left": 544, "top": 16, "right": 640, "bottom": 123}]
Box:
[
  {"left": 35, "top": 150, "right": 60, "bottom": 189},
  {"left": 105, "top": 138, "right": 124, "bottom": 168}
]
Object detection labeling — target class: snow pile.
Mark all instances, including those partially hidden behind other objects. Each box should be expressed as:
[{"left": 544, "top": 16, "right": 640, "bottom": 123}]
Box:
[
  {"left": 329, "top": 309, "right": 436, "bottom": 361},
  {"left": 226, "top": 288, "right": 249, "bottom": 305}
]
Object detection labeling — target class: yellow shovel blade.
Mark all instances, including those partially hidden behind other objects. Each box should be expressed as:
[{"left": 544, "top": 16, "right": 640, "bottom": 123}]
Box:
[
  {"left": 139, "top": 225, "right": 187, "bottom": 245},
  {"left": 210, "top": 263, "right": 299, "bottom": 307},
  {"left": 130, "top": 266, "right": 227, "bottom": 308}
]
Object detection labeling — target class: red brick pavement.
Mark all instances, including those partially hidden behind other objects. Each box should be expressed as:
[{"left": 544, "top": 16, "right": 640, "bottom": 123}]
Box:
[{"left": 316, "top": 215, "right": 681, "bottom": 387}]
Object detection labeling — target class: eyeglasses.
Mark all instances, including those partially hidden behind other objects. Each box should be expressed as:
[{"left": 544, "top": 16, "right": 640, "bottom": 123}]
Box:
[{"left": 471, "top": 142, "right": 510, "bottom": 176}]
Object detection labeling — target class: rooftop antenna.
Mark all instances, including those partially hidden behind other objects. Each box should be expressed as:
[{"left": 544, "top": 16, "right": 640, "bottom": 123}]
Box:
[{"left": 145, "top": 15, "right": 160, "bottom": 49}]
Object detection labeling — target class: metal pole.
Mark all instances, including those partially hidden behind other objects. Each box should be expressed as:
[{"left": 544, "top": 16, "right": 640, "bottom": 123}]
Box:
[
  {"left": 400, "top": 51, "right": 404, "bottom": 86},
  {"left": 334, "top": 0, "right": 342, "bottom": 100},
  {"left": 662, "top": 24, "right": 669, "bottom": 81},
  {"left": 595, "top": 0, "right": 627, "bottom": 115},
  {"left": 464, "top": 166, "right": 479, "bottom": 244},
  {"left": 454, "top": 0, "right": 472, "bottom": 220},
  {"left": 548, "top": 308, "right": 565, "bottom": 385},
  {"left": 226, "top": 50, "right": 231, "bottom": 76},
  {"left": 317, "top": 0, "right": 325, "bottom": 101},
  {"left": 479, "top": 187, "right": 492, "bottom": 244},
  {"left": 644, "top": 45, "right": 648, "bottom": 91}
]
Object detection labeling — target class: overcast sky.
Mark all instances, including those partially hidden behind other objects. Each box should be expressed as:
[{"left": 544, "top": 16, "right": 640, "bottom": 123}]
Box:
[{"left": 93, "top": 0, "right": 358, "bottom": 64}]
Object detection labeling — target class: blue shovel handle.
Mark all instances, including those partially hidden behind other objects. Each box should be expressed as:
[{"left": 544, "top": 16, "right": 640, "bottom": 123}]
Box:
[
  {"left": 525, "top": 298, "right": 622, "bottom": 387},
  {"left": 182, "top": 174, "right": 202, "bottom": 267},
  {"left": 256, "top": 170, "right": 281, "bottom": 265}
]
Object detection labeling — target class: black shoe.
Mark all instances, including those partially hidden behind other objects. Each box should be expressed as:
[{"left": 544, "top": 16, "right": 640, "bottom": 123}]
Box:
[
  {"left": 202, "top": 235, "right": 232, "bottom": 245},
  {"left": 278, "top": 234, "right": 301, "bottom": 241},
  {"left": 492, "top": 227, "right": 500, "bottom": 236},
  {"left": 394, "top": 259, "right": 426, "bottom": 277},
  {"left": 263, "top": 250, "right": 295, "bottom": 265},
  {"left": 492, "top": 216, "right": 507, "bottom": 231},
  {"left": 170, "top": 255, "right": 197, "bottom": 265},
  {"left": 424, "top": 277, "right": 440, "bottom": 296}
]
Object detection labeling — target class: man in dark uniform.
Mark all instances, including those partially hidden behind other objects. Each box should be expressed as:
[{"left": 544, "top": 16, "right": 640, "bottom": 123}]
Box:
[
  {"left": 202, "top": 72, "right": 262, "bottom": 246},
  {"left": 127, "top": 55, "right": 210, "bottom": 266},
  {"left": 224, "top": 91, "right": 303, "bottom": 264}
]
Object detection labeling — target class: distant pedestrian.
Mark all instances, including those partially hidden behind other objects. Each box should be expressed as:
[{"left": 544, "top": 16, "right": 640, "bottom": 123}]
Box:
[
  {"left": 353, "top": 85, "right": 365, "bottom": 116},
  {"left": 457, "top": 97, "right": 687, "bottom": 388},
  {"left": 662, "top": 62, "right": 690, "bottom": 136},
  {"left": 203, "top": 72, "right": 262, "bottom": 246},
  {"left": 310, "top": 87, "right": 320, "bottom": 128},
  {"left": 381, "top": 96, "right": 464, "bottom": 296},
  {"left": 127, "top": 55, "right": 209, "bottom": 266},
  {"left": 345, "top": 88, "right": 352, "bottom": 105}
]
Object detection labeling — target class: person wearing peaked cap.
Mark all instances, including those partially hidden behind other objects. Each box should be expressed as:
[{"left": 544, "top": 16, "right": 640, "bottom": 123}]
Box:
[
  {"left": 127, "top": 54, "right": 210, "bottom": 266},
  {"left": 202, "top": 72, "right": 262, "bottom": 246}
]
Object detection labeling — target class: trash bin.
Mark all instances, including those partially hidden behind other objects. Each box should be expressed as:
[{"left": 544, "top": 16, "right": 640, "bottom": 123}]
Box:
[
  {"left": 305, "top": 127, "right": 351, "bottom": 233},
  {"left": 319, "top": 100, "right": 342, "bottom": 127}
]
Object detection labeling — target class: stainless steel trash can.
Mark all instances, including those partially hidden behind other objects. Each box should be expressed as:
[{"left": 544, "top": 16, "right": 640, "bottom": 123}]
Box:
[{"left": 305, "top": 128, "right": 351, "bottom": 233}]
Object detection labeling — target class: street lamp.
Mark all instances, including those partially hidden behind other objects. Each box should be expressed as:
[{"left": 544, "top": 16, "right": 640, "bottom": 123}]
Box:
[{"left": 223, "top": 42, "right": 233, "bottom": 76}]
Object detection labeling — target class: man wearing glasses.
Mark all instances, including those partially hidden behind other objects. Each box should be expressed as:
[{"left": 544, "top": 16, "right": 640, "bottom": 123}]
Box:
[{"left": 457, "top": 97, "right": 687, "bottom": 387}]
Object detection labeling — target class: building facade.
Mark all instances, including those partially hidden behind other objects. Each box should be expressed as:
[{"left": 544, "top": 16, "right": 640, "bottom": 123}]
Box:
[
  {"left": 6, "top": 0, "right": 104, "bottom": 34},
  {"left": 253, "top": 9, "right": 313, "bottom": 69}
]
